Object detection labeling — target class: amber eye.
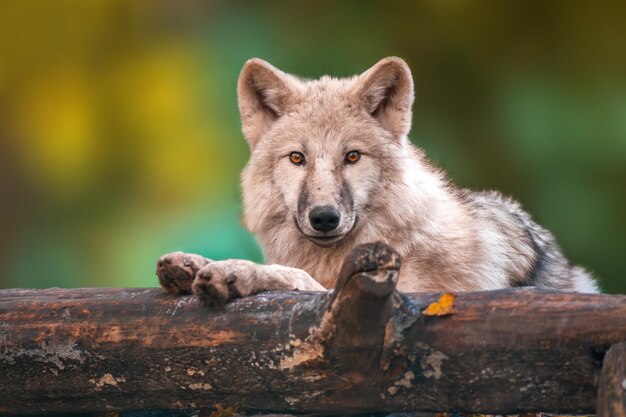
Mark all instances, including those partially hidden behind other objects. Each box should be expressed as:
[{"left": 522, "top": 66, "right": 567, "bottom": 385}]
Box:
[
  {"left": 345, "top": 150, "right": 361, "bottom": 164},
  {"left": 289, "top": 151, "right": 305, "bottom": 165}
]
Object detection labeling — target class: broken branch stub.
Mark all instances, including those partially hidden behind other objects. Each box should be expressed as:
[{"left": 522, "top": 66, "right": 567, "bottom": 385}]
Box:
[{"left": 320, "top": 242, "right": 400, "bottom": 359}]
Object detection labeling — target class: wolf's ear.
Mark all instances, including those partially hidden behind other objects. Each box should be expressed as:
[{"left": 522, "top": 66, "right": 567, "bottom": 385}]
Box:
[
  {"left": 350, "top": 57, "right": 414, "bottom": 139},
  {"left": 237, "top": 58, "right": 302, "bottom": 149}
]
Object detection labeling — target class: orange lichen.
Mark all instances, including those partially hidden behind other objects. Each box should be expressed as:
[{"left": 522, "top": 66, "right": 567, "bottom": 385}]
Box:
[{"left": 423, "top": 293, "right": 456, "bottom": 316}]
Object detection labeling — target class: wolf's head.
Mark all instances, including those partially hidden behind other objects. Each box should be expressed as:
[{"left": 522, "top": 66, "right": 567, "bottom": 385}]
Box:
[{"left": 238, "top": 57, "right": 417, "bottom": 249}]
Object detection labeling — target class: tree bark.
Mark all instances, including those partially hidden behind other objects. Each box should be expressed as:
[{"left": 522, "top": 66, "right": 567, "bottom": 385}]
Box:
[
  {"left": 1, "top": 243, "right": 625, "bottom": 415},
  {"left": 597, "top": 341, "right": 626, "bottom": 417}
]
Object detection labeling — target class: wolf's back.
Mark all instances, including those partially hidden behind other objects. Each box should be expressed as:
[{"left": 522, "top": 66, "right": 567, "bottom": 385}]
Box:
[{"left": 460, "top": 189, "right": 599, "bottom": 293}]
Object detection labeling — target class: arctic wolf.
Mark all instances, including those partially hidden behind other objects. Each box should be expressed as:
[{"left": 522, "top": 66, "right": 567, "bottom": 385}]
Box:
[{"left": 157, "top": 57, "right": 598, "bottom": 303}]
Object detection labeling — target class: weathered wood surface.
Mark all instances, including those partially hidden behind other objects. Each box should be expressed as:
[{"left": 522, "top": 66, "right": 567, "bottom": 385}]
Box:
[
  {"left": 1, "top": 243, "right": 625, "bottom": 415},
  {"left": 597, "top": 341, "right": 626, "bottom": 417}
]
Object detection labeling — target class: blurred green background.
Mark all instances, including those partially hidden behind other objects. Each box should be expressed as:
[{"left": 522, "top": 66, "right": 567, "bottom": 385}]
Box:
[{"left": 0, "top": 1, "right": 624, "bottom": 293}]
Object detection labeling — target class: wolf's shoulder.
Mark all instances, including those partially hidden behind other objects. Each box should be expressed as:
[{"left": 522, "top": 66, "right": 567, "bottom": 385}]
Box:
[
  {"left": 456, "top": 189, "right": 529, "bottom": 221},
  {"left": 457, "top": 188, "right": 558, "bottom": 258}
]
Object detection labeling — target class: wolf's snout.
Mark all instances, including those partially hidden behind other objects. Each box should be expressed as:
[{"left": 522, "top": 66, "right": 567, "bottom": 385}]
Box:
[{"left": 309, "top": 206, "right": 340, "bottom": 233}]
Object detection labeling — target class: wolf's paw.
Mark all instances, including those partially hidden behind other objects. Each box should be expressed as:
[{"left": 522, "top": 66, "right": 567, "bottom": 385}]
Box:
[
  {"left": 192, "top": 260, "right": 263, "bottom": 306},
  {"left": 157, "top": 252, "right": 211, "bottom": 295}
]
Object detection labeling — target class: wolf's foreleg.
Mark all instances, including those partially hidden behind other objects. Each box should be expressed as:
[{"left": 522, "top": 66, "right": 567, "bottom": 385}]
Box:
[{"left": 192, "top": 260, "right": 325, "bottom": 305}]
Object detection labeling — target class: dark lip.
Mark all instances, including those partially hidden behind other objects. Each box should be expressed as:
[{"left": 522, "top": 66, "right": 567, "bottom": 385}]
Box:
[
  {"left": 293, "top": 216, "right": 358, "bottom": 248},
  {"left": 305, "top": 234, "right": 346, "bottom": 247}
]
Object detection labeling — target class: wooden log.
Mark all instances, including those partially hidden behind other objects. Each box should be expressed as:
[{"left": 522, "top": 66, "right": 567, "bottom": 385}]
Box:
[
  {"left": 0, "top": 242, "right": 625, "bottom": 415},
  {"left": 597, "top": 342, "right": 626, "bottom": 417}
]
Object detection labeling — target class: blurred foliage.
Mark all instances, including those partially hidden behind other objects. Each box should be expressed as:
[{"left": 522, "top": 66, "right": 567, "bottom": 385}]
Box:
[{"left": 0, "top": 1, "right": 624, "bottom": 292}]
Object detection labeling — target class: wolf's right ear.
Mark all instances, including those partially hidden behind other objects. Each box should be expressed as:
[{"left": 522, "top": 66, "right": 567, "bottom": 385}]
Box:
[
  {"left": 350, "top": 57, "right": 414, "bottom": 140},
  {"left": 237, "top": 59, "right": 303, "bottom": 149}
]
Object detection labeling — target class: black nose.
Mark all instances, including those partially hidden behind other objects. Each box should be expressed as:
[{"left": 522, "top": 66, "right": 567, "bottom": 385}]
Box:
[{"left": 309, "top": 206, "right": 341, "bottom": 233}]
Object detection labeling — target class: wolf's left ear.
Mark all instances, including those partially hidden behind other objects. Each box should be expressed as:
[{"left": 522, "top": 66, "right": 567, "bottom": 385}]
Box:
[
  {"left": 350, "top": 57, "right": 414, "bottom": 139},
  {"left": 237, "top": 58, "right": 303, "bottom": 149}
]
